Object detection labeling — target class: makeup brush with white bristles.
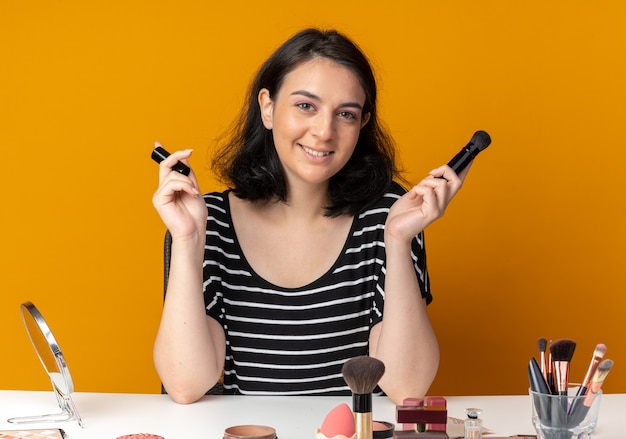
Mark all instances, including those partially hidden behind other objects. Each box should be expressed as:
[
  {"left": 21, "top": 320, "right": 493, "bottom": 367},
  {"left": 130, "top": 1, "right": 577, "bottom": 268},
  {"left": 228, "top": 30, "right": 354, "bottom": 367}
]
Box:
[
  {"left": 584, "top": 358, "right": 613, "bottom": 403},
  {"left": 568, "top": 343, "right": 606, "bottom": 417},
  {"left": 342, "top": 356, "right": 385, "bottom": 439},
  {"left": 568, "top": 358, "right": 614, "bottom": 428},
  {"left": 575, "top": 343, "right": 607, "bottom": 398}
]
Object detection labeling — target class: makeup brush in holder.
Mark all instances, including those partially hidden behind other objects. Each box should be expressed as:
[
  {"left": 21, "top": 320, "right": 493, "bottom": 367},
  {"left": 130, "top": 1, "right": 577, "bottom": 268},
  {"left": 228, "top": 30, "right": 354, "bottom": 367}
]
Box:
[
  {"left": 536, "top": 337, "right": 548, "bottom": 382},
  {"left": 529, "top": 337, "right": 613, "bottom": 438},
  {"left": 550, "top": 338, "right": 576, "bottom": 420},
  {"left": 342, "top": 356, "right": 386, "bottom": 439}
]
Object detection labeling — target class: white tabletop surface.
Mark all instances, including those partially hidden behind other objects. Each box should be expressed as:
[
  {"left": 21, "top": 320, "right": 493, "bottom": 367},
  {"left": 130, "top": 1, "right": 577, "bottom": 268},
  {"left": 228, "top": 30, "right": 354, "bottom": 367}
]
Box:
[{"left": 0, "top": 390, "right": 623, "bottom": 438}]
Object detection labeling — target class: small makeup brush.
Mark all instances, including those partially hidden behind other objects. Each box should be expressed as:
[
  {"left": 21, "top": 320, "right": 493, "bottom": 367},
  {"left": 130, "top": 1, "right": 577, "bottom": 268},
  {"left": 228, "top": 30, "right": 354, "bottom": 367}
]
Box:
[
  {"left": 568, "top": 343, "right": 606, "bottom": 417},
  {"left": 583, "top": 358, "right": 613, "bottom": 403},
  {"left": 568, "top": 359, "right": 614, "bottom": 428},
  {"left": 575, "top": 343, "right": 607, "bottom": 398},
  {"left": 537, "top": 337, "right": 548, "bottom": 382},
  {"left": 550, "top": 338, "right": 576, "bottom": 416},
  {"left": 546, "top": 340, "right": 555, "bottom": 394},
  {"left": 342, "top": 356, "right": 386, "bottom": 439}
]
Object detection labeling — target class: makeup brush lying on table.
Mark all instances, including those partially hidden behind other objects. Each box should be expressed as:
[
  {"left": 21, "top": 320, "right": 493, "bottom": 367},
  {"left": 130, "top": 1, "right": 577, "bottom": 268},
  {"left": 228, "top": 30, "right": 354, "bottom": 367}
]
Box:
[{"left": 342, "top": 356, "right": 386, "bottom": 439}]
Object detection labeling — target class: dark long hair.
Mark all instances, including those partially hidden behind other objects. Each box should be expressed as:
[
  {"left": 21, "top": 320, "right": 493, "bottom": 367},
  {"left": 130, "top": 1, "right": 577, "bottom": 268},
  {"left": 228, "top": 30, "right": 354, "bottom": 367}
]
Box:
[{"left": 212, "top": 28, "right": 400, "bottom": 217}]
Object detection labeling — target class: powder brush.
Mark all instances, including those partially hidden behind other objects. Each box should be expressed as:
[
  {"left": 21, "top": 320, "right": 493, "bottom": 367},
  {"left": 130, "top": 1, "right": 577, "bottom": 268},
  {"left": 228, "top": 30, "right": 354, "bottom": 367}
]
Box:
[
  {"left": 342, "top": 356, "right": 385, "bottom": 439},
  {"left": 550, "top": 338, "right": 576, "bottom": 419},
  {"left": 550, "top": 338, "right": 576, "bottom": 396}
]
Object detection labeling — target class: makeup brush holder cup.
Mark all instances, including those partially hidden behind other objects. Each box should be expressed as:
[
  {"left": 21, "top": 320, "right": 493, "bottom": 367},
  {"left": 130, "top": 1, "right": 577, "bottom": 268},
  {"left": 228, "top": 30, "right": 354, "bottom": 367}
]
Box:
[{"left": 529, "top": 388, "right": 602, "bottom": 439}]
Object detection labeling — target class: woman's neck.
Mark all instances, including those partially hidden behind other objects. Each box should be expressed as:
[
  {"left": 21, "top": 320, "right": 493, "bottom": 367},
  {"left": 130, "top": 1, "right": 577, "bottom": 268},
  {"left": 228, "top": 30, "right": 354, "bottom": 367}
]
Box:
[{"left": 281, "top": 183, "right": 329, "bottom": 220}]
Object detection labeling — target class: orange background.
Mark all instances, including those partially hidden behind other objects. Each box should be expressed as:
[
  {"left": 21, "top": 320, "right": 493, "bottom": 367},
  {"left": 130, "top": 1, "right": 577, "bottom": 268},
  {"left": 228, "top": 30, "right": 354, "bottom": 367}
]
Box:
[{"left": 2, "top": 1, "right": 625, "bottom": 397}]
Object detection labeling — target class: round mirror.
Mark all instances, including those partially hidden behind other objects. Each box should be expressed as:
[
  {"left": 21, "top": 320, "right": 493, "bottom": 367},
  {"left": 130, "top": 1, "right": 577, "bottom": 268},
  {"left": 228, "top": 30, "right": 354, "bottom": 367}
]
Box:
[{"left": 7, "top": 302, "right": 83, "bottom": 427}]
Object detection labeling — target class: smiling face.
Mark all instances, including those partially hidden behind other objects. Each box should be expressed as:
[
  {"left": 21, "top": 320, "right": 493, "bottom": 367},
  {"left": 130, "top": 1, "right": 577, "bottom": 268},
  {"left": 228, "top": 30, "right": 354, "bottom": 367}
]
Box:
[{"left": 258, "top": 57, "right": 370, "bottom": 190}]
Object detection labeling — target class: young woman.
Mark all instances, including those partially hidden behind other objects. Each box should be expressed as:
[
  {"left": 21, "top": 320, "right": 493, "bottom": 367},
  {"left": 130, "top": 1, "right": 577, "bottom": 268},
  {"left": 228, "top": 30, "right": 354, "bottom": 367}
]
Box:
[{"left": 152, "top": 28, "right": 468, "bottom": 404}]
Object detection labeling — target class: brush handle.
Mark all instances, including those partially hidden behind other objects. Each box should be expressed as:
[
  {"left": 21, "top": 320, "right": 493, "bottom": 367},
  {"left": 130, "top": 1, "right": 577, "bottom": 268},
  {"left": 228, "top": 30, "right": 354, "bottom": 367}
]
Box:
[
  {"left": 568, "top": 385, "right": 603, "bottom": 428},
  {"left": 547, "top": 352, "right": 555, "bottom": 394},
  {"left": 353, "top": 393, "right": 373, "bottom": 439},
  {"left": 573, "top": 384, "right": 588, "bottom": 398},
  {"left": 553, "top": 361, "right": 570, "bottom": 420},
  {"left": 546, "top": 371, "right": 555, "bottom": 394},
  {"left": 567, "top": 402, "right": 590, "bottom": 428},
  {"left": 353, "top": 393, "right": 372, "bottom": 412},
  {"left": 567, "top": 384, "right": 588, "bottom": 418},
  {"left": 354, "top": 412, "right": 373, "bottom": 439},
  {"left": 151, "top": 146, "right": 191, "bottom": 176}
]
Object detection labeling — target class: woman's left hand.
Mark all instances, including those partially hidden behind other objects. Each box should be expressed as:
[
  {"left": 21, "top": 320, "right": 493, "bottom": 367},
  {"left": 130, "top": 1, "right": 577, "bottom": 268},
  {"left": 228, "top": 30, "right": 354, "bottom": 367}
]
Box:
[{"left": 385, "top": 164, "right": 470, "bottom": 243}]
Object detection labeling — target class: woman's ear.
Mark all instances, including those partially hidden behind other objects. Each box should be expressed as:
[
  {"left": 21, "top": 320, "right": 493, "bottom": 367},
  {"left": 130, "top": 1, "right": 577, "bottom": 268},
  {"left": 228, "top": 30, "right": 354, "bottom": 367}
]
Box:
[
  {"left": 258, "top": 88, "right": 274, "bottom": 129},
  {"left": 361, "top": 112, "right": 371, "bottom": 129}
]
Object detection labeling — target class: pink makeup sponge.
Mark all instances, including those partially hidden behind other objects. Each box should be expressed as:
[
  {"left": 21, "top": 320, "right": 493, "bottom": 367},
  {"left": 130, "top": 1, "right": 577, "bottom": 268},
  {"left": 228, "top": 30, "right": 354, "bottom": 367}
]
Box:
[{"left": 320, "top": 403, "right": 356, "bottom": 438}]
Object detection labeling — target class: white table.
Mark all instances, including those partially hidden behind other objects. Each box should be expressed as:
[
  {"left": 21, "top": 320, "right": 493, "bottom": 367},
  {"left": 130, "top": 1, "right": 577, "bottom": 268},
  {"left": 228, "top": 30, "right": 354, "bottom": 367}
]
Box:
[{"left": 0, "top": 391, "right": 623, "bottom": 438}]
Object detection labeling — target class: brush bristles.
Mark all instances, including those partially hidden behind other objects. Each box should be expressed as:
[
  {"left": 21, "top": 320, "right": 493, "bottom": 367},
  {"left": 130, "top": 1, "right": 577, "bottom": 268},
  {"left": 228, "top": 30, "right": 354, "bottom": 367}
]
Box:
[
  {"left": 342, "top": 356, "right": 385, "bottom": 395},
  {"left": 594, "top": 343, "right": 607, "bottom": 359},
  {"left": 550, "top": 338, "right": 577, "bottom": 362},
  {"left": 593, "top": 359, "right": 614, "bottom": 383},
  {"left": 471, "top": 130, "right": 491, "bottom": 151},
  {"left": 537, "top": 337, "right": 547, "bottom": 352}
]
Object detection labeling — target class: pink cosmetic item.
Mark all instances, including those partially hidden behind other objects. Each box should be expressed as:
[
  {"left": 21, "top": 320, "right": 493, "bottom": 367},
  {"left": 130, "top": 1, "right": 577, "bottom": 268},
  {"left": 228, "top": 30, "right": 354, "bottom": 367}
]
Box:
[
  {"left": 399, "top": 398, "right": 423, "bottom": 431},
  {"left": 316, "top": 403, "right": 356, "bottom": 439},
  {"left": 425, "top": 397, "right": 447, "bottom": 432},
  {"left": 223, "top": 425, "right": 277, "bottom": 439}
]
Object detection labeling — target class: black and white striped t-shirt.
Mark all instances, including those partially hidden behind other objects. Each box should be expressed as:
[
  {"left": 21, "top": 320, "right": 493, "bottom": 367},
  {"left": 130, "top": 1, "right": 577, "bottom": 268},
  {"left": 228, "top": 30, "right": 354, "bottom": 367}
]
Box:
[{"left": 202, "top": 181, "right": 430, "bottom": 395}]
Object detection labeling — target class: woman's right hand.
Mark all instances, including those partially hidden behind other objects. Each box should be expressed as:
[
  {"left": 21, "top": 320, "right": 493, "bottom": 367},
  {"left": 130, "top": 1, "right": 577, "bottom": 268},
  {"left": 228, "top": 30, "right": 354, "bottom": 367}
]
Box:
[{"left": 152, "top": 145, "right": 208, "bottom": 239}]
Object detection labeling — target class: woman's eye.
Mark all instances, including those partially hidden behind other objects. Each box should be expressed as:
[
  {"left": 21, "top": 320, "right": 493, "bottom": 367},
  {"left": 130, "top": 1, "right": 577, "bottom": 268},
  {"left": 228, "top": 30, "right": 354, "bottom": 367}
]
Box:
[
  {"left": 297, "top": 103, "right": 314, "bottom": 111},
  {"left": 338, "top": 111, "right": 357, "bottom": 120}
]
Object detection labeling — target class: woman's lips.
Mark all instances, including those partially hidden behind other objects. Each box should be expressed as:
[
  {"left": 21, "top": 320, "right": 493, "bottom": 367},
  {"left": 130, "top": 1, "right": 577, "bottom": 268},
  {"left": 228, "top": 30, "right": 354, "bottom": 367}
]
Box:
[{"left": 300, "top": 144, "right": 332, "bottom": 157}]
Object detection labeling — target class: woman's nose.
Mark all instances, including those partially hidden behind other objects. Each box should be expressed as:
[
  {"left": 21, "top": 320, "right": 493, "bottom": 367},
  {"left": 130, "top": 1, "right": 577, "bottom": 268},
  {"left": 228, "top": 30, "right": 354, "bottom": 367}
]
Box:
[{"left": 310, "top": 112, "right": 334, "bottom": 141}]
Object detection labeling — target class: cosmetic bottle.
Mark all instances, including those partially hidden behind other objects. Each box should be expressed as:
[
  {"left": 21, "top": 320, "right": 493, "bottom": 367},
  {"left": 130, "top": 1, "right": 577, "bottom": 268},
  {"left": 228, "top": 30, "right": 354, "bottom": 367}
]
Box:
[{"left": 464, "top": 408, "right": 482, "bottom": 439}]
